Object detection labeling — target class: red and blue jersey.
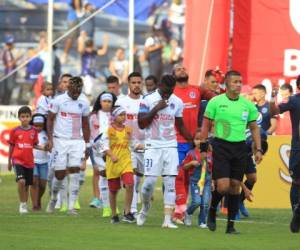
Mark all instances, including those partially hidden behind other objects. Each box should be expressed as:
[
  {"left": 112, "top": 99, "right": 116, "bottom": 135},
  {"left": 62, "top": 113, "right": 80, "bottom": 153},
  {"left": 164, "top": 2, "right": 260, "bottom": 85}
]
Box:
[{"left": 8, "top": 126, "right": 39, "bottom": 168}]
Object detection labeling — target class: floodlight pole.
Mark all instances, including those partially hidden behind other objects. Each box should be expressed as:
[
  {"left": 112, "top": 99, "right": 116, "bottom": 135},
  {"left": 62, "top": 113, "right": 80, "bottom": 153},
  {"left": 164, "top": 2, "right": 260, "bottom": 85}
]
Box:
[
  {"left": 128, "top": 0, "right": 135, "bottom": 73},
  {"left": 47, "top": 0, "right": 54, "bottom": 82}
]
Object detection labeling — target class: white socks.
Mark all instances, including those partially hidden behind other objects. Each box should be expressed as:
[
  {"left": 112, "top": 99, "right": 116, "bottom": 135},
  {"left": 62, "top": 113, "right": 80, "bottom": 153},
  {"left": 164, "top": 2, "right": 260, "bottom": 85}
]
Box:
[
  {"left": 141, "top": 176, "right": 157, "bottom": 213},
  {"left": 131, "top": 175, "right": 141, "bottom": 213},
  {"left": 68, "top": 173, "right": 80, "bottom": 210},
  {"left": 99, "top": 176, "right": 109, "bottom": 208}
]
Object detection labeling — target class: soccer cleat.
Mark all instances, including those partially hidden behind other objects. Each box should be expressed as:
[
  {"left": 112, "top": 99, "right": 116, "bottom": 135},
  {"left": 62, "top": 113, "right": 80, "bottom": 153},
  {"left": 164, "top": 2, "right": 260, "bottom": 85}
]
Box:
[
  {"left": 67, "top": 209, "right": 79, "bottom": 216},
  {"left": 290, "top": 211, "right": 300, "bottom": 233},
  {"left": 122, "top": 213, "right": 136, "bottom": 223},
  {"left": 207, "top": 209, "right": 217, "bottom": 232},
  {"left": 102, "top": 207, "right": 112, "bottom": 218},
  {"left": 226, "top": 226, "right": 240, "bottom": 234},
  {"left": 137, "top": 211, "right": 148, "bottom": 226},
  {"left": 59, "top": 203, "right": 68, "bottom": 213},
  {"left": 19, "top": 203, "right": 28, "bottom": 214},
  {"left": 199, "top": 223, "right": 208, "bottom": 229},
  {"left": 89, "top": 198, "right": 102, "bottom": 208},
  {"left": 162, "top": 221, "right": 178, "bottom": 229},
  {"left": 239, "top": 202, "right": 250, "bottom": 217},
  {"left": 184, "top": 213, "right": 192, "bottom": 226},
  {"left": 46, "top": 200, "right": 57, "bottom": 213},
  {"left": 74, "top": 200, "right": 81, "bottom": 210},
  {"left": 111, "top": 215, "right": 120, "bottom": 224}
]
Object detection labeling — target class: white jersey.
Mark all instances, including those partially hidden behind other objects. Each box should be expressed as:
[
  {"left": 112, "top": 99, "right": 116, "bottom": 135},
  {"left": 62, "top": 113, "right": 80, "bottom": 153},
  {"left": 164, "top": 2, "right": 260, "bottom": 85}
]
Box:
[
  {"left": 36, "top": 95, "right": 52, "bottom": 115},
  {"left": 116, "top": 95, "right": 145, "bottom": 147},
  {"left": 49, "top": 92, "right": 90, "bottom": 139},
  {"left": 139, "top": 89, "right": 183, "bottom": 149},
  {"left": 34, "top": 130, "right": 49, "bottom": 164}
]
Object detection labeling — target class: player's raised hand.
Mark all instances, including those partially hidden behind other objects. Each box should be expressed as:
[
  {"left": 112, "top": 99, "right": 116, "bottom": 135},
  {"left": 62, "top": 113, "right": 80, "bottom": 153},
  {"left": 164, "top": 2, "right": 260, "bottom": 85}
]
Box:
[{"left": 155, "top": 100, "right": 168, "bottom": 111}]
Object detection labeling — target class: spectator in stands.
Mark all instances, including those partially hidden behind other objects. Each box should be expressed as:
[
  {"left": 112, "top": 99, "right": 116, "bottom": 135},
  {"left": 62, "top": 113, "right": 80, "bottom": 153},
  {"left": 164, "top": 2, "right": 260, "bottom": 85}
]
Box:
[
  {"left": 109, "top": 48, "right": 129, "bottom": 94},
  {"left": 144, "top": 27, "right": 164, "bottom": 80},
  {"left": 61, "top": 0, "right": 83, "bottom": 63},
  {"left": 1, "top": 35, "right": 21, "bottom": 105},
  {"left": 80, "top": 1, "right": 96, "bottom": 39},
  {"left": 78, "top": 33, "right": 109, "bottom": 98},
  {"left": 25, "top": 48, "right": 44, "bottom": 85},
  {"left": 169, "top": 0, "right": 185, "bottom": 45}
]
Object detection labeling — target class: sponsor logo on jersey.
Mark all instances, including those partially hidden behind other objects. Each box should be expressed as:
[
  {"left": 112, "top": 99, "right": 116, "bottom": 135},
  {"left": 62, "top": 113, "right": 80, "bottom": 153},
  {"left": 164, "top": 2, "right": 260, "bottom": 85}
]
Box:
[{"left": 189, "top": 91, "right": 196, "bottom": 98}]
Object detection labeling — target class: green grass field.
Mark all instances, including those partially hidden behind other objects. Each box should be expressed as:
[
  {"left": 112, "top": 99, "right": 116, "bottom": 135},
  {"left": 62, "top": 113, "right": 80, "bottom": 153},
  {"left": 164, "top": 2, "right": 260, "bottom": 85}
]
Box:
[{"left": 0, "top": 174, "right": 299, "bottom": 250}]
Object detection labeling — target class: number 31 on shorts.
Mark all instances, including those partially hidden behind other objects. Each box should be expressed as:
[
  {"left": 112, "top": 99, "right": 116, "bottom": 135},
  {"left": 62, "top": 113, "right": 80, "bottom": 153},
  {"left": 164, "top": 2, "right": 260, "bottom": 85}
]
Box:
[{"left": 145, "top": 159, "right": 153, "bottom": 170}]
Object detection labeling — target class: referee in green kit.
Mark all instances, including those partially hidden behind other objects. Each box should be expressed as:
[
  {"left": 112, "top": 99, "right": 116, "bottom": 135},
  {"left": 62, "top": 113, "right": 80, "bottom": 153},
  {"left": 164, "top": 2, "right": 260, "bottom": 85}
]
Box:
[{"left": 201, "top": 70, "right": 263, "bottom": 234}]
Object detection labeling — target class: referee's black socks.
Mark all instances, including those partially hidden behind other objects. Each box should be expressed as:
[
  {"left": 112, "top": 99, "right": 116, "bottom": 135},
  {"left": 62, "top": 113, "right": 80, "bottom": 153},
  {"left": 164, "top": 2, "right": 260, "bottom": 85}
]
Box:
[
  {"left": 227, "top": 194, "right": 240, "bottom": 228},
  {"left": 210, "top": 190, "right": 224, "bottom": 211}
]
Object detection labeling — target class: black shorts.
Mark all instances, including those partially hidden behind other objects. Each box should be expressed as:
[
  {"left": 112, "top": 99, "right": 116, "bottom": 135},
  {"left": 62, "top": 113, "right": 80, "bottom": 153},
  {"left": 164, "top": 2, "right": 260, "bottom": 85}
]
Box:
[
  {"left": 289, "top": 150, "right": 300, "bottom": 181},
  {"left": 14, "top": 165, "right": 33, "bottom": 186},
  {"left": 212, "top": 138, "right": 248, "bottom": 181},
  {"left": 245, "top": 156, "right": 257, "bottom": 175}
]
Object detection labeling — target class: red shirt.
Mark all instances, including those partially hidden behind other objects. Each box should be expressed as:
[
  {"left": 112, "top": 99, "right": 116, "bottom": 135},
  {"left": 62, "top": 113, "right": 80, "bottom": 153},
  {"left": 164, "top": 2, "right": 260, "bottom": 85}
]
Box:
[
  {"left": 174, "top": 85, "right": 215, "bottom": 142},
  {"left": 9, "top": 126, "right": 38, "bottom": 168}
]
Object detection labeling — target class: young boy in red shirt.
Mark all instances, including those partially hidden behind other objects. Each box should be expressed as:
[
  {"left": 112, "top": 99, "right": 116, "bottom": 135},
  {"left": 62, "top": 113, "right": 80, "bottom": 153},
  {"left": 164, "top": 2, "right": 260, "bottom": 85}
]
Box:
[{"left": 8, "top": 106, "right": 46, "bottom": 214}]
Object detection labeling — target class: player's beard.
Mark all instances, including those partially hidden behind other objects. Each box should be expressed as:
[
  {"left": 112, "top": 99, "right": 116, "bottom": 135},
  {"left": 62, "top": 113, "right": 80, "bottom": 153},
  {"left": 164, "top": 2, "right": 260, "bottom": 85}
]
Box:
[{"left": 176, "top": 75, "right": 189, "bottom": 83}]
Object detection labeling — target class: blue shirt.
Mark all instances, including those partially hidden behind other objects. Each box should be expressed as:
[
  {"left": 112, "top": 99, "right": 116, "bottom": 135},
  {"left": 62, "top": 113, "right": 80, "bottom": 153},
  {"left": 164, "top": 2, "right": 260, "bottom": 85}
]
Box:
[
  {"left": 81, "top": 51, "right": 97, "bottom": 77},
  {"left": 256, "top": 101, "right": 273, "bottom": 132},
  {"left": 279, "top": 94, "right": 300, "bottom": 150}
]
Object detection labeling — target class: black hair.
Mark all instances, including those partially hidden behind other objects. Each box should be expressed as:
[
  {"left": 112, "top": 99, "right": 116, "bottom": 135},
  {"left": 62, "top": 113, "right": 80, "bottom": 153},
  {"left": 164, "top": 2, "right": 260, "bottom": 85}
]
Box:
[
  {"left": 18, "top": 106, "right": 32, "bottom": 117},
  {"left": 224, "top": 70, "right": 241, "bottom": 84},
  {"left": 30, "top": 113, "right": 47, "bottom": 131},
  {"left": 106, "top": 75, "right": 119, "bottom": 85},
  {"left": 253, "top": 84, "right": 267, "bottom": 92},
  {"left": 60, "top": 73, "right": 72, "bottom": 80},
  {"left": 280, "top": 83, "right": 293, "bottom": 94},
  {"left": 296, "top": 75, "right": 300, "bottom": 89},
  {"left": 92, "top": 91, "right": 117, "bottom": 113},
  {"left": 69, "top": 76, "right": 83, "bottom": 88},
  {"left": 205, "top": 69, "right": 216, "bottom": 78},
  {"left": 160, "top": 74, "right": 176, "bottom": 87},
  {"left": 145, "top": 75, "right": 158, "bottom": 85},
  {"left": 128, "top": 72, "right": 142, "bottom": 82}
]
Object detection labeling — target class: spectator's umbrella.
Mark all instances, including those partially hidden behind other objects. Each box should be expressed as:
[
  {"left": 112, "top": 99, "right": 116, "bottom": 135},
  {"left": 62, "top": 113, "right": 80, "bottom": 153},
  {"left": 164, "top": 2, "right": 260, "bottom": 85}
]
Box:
[{"left": 27, "top": 0, "right": 166, "bottom": 21}]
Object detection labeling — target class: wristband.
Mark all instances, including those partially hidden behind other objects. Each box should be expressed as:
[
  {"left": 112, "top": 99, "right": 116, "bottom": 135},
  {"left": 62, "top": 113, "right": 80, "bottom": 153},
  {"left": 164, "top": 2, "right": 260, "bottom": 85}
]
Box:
[
  {"left": 256, "top": 148, "right": 264, "bottom": 154},
  {"left": 85, "top": 142, "right": 91, "bottom": 148}
]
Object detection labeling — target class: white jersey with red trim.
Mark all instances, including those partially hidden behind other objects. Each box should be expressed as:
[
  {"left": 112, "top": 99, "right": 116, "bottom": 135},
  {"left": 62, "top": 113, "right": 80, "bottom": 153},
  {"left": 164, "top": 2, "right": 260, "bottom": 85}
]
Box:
[
  {"left": 49, "top": 92, "right": 90, "bottom": 139},
  {"left": 116, "top": 95, "right": 145, "bottom": 147},
  {"left": 139, "top": 89, "right": 183, "bottom": 149}
]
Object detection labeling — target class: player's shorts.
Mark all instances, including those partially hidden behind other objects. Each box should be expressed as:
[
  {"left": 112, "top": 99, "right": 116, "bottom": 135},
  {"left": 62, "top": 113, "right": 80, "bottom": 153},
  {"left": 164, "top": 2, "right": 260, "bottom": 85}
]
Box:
[
  {"left": 90, "top": 148, "right": 106, "bottom": 171},
  {"left": 289, "top": 149, "right": 300, "bottom": 181},
  {"left": 245, "top": 156, "right": 257, "bottom": 175},
  {"left": 131, "top": 151, "right": 144, "bottom": 175},
  {"left": 212, "top": 138, "right": 248, "bottom": 181},
  {"left": 14, "top": 165, "right": 33, "bottom": 186},
  {"left": 177, "top": 142, "right": 192, "bottom": 165},
  {"left": 143, "top": 147, "right": 179, "bottom": 176},
  {"left": 33, "top": 163, "right": 49, "bottom": 180},
  {"left": 108, "top": 172, "right": 134, "bottom": 192},
  {"left": 51, "top": 137, "right": 85, "bottom": 170}
]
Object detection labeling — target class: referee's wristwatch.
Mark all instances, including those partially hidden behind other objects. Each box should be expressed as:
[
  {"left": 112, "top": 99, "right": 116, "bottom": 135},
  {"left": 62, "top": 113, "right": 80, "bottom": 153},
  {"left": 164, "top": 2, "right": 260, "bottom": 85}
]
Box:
[{"left": 256, "top": 148, "right": 264, "bottom": 154}]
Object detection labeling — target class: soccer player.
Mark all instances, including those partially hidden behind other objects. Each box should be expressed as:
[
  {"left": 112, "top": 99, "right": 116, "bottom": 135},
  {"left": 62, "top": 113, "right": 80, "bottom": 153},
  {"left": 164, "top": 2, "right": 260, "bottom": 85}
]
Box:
[
  {"left": 106, "top": 75, "right": 125, "bottom": 99},
  {"left": 145, "top": 75, "right": 158, "bottom": 93},
  {"left": 252, "top": 84, "right": 277, "bottom": 134},
  {"left": 101, "top": 106, "right": 135, "bottom": 224},
  {"left": 137, "top": 74, "right": 192, "bottom": 228},
  {"left": 55, "top": 73, "right": 72, "bottom": 96},
  {"left": 46, "top": 76, "right": 90, "bottom": 215},
  {"left": 269, "top": 75, "right": 300, "bottom": 233},
  {"left": 202, "top": 70, "right": 263, "bottom": 234},
  {"left": 172, "top": 64, "right": 215, "bottom": 222},
  {"left": 8, "top": 106, "right": 46, "bottom": 214},
  {"left": 116, "top": 72, "right": 145, "bottom": 215}
]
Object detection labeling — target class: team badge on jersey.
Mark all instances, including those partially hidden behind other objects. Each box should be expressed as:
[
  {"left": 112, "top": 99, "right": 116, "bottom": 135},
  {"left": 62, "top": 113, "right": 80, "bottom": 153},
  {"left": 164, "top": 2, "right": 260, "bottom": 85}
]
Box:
[
  {"left": 261, "top": 107, "right": 268, "bottom": 114},
  {"left": 241, "top": 111, "right": 249, "bottom": 121},
  {"left": 170, "top": 103, "right": 175, "bottom": 109},
  {"left": 78, "top": 103, "right": 83, "bottom": 109},
  {"left": 18, "top": 134, "right": 23, "bottom": 140},
  {"left": 189, "top": 91, "right": 196, "bottom": 99},
  {"left": 30, "top": 133, "right": 35, "bottom": 139}
]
